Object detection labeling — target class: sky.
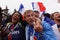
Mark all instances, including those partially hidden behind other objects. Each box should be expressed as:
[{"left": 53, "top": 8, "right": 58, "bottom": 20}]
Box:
[{"left": 0, "top": 0, "right": 60, "bottom": 14}]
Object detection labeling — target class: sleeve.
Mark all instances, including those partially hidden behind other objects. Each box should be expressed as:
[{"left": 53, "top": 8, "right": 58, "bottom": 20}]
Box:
[
  {"left": 44, "top": 17, "right": 55, "bottom": 26},
  {"left": 42, "top": 21, "right": 52, "bottom": 31}
]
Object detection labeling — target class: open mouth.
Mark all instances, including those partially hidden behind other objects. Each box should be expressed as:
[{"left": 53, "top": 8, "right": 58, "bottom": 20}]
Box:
[{"left": 13, "top": 17, "right": 17, "bottom": 21}]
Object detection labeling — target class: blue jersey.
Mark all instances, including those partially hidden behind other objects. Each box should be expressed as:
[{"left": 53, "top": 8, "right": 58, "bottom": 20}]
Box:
[
  {"left": 42, "top": 21, "right": 57, "bottom": 40},
  {"left": 26, "top": 25, "right": 41, "bottom": 40},
  {"left": 44, "top": 17, "right": 55, "bottom": 26}
]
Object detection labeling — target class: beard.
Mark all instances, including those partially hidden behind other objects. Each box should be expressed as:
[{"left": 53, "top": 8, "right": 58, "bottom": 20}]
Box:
[
  {"left": 56, "top": 18, "right": 60, "bottom": 22},
  {"left": 57, "top": 19, "right": 60, "bottom": 22},
  {"left": 56, "top": 16, "right": 60, "bottom": 22},
  {"left": 28, "top": 20, "right": 34, "bottom": 26}
]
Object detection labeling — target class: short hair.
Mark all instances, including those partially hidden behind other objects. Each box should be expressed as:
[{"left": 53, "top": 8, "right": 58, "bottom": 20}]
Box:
[
  {"left": 24, "top": 10, "right": 34, "bottom": 14},
  {"left": 24, "top": 10, "right": 34, "bottom": 18},
  {"left": 44, "top": 13, "right": 50, "bottom": 18},
  {"left": 34, "top": 10, "right": 39, "bottom": 14},
  {"left": 52, "top": 12, "right": 59, "bottom": 17},
  {"left": 51, "top": 12, "right": 59, "bottom": 20}
]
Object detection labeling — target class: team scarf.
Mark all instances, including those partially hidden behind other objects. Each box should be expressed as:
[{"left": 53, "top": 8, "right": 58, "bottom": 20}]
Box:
[
  {"left": 6, "top": 22, "right": 21, "bottom": 40},
  {"left": 25, "top": 25, "right": 41, "bottom": 40}
]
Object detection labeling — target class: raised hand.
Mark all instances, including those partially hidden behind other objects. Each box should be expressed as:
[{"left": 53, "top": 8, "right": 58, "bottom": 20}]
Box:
[{"left": 33, "top": 18, "right": 43, "bottom": 32}]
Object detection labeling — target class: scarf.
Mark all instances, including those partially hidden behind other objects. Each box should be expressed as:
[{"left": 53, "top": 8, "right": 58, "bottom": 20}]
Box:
[
  {"left": 7, "top": 23, "right": 21, "bottom": 40},
  {"left": 26, "top": 25, "right": 38, "bottom": 40}
]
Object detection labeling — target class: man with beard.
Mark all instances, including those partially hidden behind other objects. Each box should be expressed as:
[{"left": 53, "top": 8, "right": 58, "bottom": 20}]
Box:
[
  {"left": 52, "top": 12, "right": 60, "bottom": 40},
  {"left": 24, "top": 10, "right": 57, "bottom": 40},
  {"left": 24, "top": 10, "right": 43, "bottom": 40}
]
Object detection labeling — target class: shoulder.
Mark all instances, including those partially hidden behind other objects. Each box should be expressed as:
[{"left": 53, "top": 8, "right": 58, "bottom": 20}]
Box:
[
  {"left": 52, "top": 24, "right": 57, "bottom": 29},
  {"left": 52, "top": 24, "right": 57, "bottom": 27},
  {"left": 18, "top": 22, "right": 25, "bottom": 30},
  {"left": 18, "top": 22, "right": 22, "bottom": 27},
  {"left": 42, "top": 21, "right": 52, "bottom": 30},
  {"left": 42, "top": 21, "right": 50, "bottom": 26},
  {"left": 6, "top": 22, "right": 12, "bottom": 28}
]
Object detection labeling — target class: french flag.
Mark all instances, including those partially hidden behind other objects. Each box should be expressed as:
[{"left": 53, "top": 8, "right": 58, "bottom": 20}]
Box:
[
  {"left": 18, "top": 3, "right": 25, "bottom": 15},
  {"left": 32, "top": 2, "right": 46, "bottom": 17},
  {"left": 18, "top": 3, "right": 25, "bottom": 20}
]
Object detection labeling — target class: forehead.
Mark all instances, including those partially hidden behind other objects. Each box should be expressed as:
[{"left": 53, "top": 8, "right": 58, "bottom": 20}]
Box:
[{"left": 54, "top": 13, "right": 60, "bottom": 16}]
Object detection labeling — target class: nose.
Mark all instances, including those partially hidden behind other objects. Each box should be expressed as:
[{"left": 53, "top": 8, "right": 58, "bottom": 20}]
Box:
[
  {"left": 30, "top": 16, "right": 33, "bottom": 19},
  {"left": 30, "top": 16, "right": 32, "bottom": 18},
  {"left": 14, "top": 15, "right": 16, "bottom": 17}
]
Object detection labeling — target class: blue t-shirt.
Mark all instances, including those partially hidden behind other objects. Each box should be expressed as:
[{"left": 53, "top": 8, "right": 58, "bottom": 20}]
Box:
[{"left": 42, "top": 21, "right": 57, "bottom": 40}]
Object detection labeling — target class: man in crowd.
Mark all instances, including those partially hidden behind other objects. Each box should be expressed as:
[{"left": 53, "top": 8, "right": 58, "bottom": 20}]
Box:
[
  {"left": 52, "top": 12, "right": 60, "bottom": 40},
  {"left": 24, "top": 10, "right": 43, "bottom": 40},
  {"left": 24, "top": 10, "right": 57, "bottom": 40}
]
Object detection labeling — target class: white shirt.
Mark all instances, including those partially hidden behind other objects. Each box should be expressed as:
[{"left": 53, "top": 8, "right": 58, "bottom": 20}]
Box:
[{"left": 52, "top": 24, "right": 60, "bottom": 40}]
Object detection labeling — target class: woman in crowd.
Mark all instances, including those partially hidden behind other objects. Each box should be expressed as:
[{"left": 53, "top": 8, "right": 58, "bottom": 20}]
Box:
[{"left": 1, "top": 11, "right": 25, "bottom": 40}]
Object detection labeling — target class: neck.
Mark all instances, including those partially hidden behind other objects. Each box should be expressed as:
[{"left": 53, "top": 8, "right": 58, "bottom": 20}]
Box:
[
  {"left": 54, "top": 20, "right": 60, "bottom": 32},
  {"left": 58, "top": 28, "right": 60, "bottom": 32},
  {"left": 54, "top": 20, "right": 60, "bottom": 25}
]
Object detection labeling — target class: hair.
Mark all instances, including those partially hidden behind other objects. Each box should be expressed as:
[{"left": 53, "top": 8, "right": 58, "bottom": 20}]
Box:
[
  {"left": 51, "top": 12, "right": 59, "bottom": 20},
  {"left": 52, "top": 12, "right": 59, "bottom": 17},
  {"left": 44, "top": 13, "right": 51, "bottom": 18},
  {"left": 24, "top": 10, "right": 34, "bottom": 14},
  {"left": 34, "top": 10, "right": 39, "bottom": 14},
  {"left": 24, "top": 10, "right": 34, "bottom": 18},
  {"left": 12, "top": 11, "right": 23, "bottom": 23}
]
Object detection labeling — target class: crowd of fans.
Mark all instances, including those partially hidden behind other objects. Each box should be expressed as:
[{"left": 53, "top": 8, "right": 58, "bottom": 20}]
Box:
[{"left": 0, "top": 7, "right": 60, "bottom": 40}]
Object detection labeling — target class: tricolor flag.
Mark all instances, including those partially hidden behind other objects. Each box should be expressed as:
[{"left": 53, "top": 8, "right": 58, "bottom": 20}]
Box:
[
  {"left": 32, "top": 2, "right": 46, "bottom": 17},
  {"left": 18, "top": 3, "right": 25, "bottom": 15},
  {"left": 18, "top": 3, "right": 25, "bottom": 20}
]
